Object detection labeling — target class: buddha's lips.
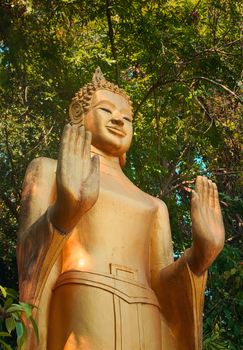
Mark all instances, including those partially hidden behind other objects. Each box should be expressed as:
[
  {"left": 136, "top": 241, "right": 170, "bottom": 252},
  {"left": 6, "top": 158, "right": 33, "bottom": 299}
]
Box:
[{"left": 106, "top": 126, "right": 126, "bottom": 136}]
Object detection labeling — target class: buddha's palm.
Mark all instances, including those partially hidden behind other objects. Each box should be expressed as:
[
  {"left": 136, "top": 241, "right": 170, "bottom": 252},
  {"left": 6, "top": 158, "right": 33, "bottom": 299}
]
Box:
[
  {"left": 50, "top": 124, "right": 100, "bottom": 233},
  {"left": 190, "top": 176, "right": 225, "bottom": 274}
]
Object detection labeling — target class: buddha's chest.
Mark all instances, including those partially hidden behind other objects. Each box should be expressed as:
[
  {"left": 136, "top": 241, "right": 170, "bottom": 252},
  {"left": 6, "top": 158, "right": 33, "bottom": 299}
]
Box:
[
  {"left": 62, "top": 173, "right": 156, "bottom": 274},
  {"left": 75, "top": 173, "right": 156, "bottom": 250}
]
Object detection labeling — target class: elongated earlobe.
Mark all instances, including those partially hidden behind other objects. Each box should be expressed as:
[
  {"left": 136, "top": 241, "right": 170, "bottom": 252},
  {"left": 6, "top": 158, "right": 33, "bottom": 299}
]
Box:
[{"left": 119, "top": 153, "right": 126, "bottom": 168}]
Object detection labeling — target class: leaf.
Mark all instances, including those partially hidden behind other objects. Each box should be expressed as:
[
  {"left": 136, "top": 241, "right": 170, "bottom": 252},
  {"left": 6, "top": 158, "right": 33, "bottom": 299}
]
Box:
[
  {"left": 0, "top": 286, "right": 7, "bottom": 298},
  {"left": 15, "top": 320, "right": 24, "bottom": 339},
  {"left": 7, "top": 303, "right": 25, "bottom": 314},
  {"left": 30, "top": 316, "right": 39, "bottom": 344},
  {"left": 4, "top": 298, "right": 13, "bottom": 309},
  {"left": 19, "top": 302, "right": 33, "bottom": 319},
  {"left": 0, "top": 332, "right": 11, "bottom": 337},
  {"left": 14, "top": 319, "right": 26, "bottom": 350},
  {"left": 5, "top": 316, "right": 15, "bottom": 334},
  {"left": 5, "top": 289, "right": 18, "bottom": 299}
]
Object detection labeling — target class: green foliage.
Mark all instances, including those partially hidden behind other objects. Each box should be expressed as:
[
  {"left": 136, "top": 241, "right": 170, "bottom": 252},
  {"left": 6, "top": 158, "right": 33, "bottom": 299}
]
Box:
[
  {"left": 203, "top": 332, "right": 230, "bottom": 350},
  {"left": 0, "top": 286, "right": 38, "bottom": 350},
  {"left": 204, "top": 245, "right": 243, "bottom": 349},
  {"left": 0, "top": 0, "right": 242, "bottom": 347}
]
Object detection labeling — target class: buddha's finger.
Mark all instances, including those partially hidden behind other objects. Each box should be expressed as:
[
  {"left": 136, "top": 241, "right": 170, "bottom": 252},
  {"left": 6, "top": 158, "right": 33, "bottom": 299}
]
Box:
[
  {"left": 68, "top": 124, "right": 79, "bottom": 154},
  {"left": 57, "top": 124, "right": 72, "bottom": 176},
  {"left": 59, "top": 124, "right": 71, "bottom": 154},
  {"left": 81, "top": 132, "right": 92, "bottom": 180},
  {"left": 195, "top": 176, "right": 203, "bottom": 204},
  {"left": 76, "top": 126, "right": 85, "bottom": 158},
  {"left": 202, "top": 176, "right": 209, "bottom": 207},
  {"left": 208, "top": 180, "right": 214, "bottom": 208},
  {"left": 191, "top": 188, "right": 199, "bottom": 208},
  {"left": 213, "top": 183, "right": 220, "bottom": 211},
  {"left": 82, "top": 155, "right": 100, "bottom": 208},
  {"left": 83, "top": 131, "right": 92, "bottom": 159}
]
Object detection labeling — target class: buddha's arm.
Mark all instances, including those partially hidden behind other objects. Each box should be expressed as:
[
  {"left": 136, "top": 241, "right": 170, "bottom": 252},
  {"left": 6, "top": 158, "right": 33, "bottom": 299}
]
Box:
[
  {"left": 17, "top": 157, "right": 67, "bottom": 305},
  {"left": 18, "top": 210, "right": 65, "bottom": 303},
  {"left": 150, "top": 177, "right": 224, "bottom": 349},
  {"left": 150, "top": 199, "right": 207, "bottom": 350},
  {"left": 18, "top": 125, "right": 100, "bottom": 305}
]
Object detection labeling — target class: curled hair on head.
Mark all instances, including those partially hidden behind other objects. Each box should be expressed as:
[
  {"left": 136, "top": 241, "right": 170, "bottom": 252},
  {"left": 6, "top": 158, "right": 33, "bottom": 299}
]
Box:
[{"left": 69, "top": 67, "right": 133, "bottom": 126}]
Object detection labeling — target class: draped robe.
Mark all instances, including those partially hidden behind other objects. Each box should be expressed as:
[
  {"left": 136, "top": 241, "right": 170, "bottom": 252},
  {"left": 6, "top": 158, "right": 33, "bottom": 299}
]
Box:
[{"left": 17, "top": 157, "right": 207, "bottom": 350}]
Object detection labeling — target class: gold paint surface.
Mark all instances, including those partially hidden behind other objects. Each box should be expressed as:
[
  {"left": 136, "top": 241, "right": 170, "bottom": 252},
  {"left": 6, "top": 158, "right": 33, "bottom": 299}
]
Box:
[{"left": 17, "top": 86, "right": 224, "bottom": 350}]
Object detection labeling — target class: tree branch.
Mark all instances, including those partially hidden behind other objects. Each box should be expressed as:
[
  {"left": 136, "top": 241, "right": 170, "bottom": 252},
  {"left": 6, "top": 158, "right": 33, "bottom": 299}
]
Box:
[
  {"left": 106, "top": 0, "right": 119, "bottom": 85},
  {"left": 191, "top": 0, "right": 202, "bottom": 13},
  {"left": 135, "top": 73, "right": 242, "bottom": 119},
  {"left": 226, "top": 233, "right": 242, "bottom": 243},
  {"left": 160, "top": 142, "right": 192, "bottom": 197},
  {"left": 134, "top": 74, "right": 182, "bottom": 118},
  {"left": 211, "top": 169, "right": 243, "bottom": 176},
  {"left": 184, "top": 76, "right": 243, "bottom": 103},
  {"left": 25, "top": 126, "right": 54, "bottom": 155}
]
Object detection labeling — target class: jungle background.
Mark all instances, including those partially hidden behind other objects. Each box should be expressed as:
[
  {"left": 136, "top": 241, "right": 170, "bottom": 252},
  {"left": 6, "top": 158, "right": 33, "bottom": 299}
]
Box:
[{"left": 0, "top": 0, "right": 242, "bottom": 349}]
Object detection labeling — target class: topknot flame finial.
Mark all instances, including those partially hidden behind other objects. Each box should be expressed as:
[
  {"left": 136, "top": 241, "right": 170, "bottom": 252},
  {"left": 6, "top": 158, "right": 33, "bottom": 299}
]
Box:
[{"left": 92, "top": 67, "right": 105, "bottom": 85}]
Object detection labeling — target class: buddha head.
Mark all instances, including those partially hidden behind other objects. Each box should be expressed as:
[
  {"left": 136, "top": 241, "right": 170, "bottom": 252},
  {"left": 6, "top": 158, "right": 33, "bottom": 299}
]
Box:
[{"left": 69, "top": 68, "right": 133, "bottom": 166}]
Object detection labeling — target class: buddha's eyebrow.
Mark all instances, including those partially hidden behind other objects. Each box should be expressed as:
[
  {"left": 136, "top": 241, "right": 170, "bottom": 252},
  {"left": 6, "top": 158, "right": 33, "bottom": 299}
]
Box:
[{"left": 93, "top": 100, "right": 115, "bottom": 108}]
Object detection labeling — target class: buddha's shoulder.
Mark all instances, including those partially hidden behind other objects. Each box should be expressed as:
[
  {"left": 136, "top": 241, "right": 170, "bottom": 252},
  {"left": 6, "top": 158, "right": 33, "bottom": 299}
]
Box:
[
  {"left": 145, "top": 193, "right": 168, "bottom": 213},
  {"left": 25, "top": 157, "right": 57, "bottom": 178},
  {"left": 22, "top": 157, "right": 57, "bottom": 193}
]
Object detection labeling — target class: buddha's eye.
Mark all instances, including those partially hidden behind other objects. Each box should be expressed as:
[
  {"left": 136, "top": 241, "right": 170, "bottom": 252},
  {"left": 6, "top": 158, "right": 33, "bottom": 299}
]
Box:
[
  {"left": 100, "top": 107, "right": 112, "bottom": 114},
  {"left": 123, "top": 117, "right": 132, "bottom": 122}
]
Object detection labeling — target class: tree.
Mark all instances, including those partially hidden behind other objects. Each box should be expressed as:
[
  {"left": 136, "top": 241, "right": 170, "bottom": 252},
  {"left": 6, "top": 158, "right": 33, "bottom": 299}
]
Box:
[{"left": 0, "top": 0, "right": 242, "bottom": 347}]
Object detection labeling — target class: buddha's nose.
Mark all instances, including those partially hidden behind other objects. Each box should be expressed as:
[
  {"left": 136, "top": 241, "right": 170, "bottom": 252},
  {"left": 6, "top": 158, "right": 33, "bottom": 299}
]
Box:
[{"left": 111, "top": 111, "right": 124, "bottom": 126}]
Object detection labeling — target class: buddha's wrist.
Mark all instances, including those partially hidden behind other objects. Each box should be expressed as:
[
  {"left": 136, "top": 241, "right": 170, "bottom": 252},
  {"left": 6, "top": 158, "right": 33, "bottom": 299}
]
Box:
[{"left": 47, "top": 204, "right": 75, "bottom": 235}]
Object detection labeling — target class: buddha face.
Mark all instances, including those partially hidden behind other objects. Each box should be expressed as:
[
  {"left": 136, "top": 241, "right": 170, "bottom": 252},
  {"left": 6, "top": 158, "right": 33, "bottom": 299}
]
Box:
[{"left": 84, "top": 89, "right": 133, "bottom": 157}]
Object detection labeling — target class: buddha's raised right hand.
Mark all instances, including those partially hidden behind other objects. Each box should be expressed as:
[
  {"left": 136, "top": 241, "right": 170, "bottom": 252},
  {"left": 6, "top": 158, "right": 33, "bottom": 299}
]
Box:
[{"left": 49, "top": 124, "right": 100, "bottom": 233}]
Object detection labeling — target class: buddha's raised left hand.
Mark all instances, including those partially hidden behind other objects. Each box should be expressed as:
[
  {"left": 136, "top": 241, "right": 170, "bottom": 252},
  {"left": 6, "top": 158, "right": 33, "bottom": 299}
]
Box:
[{"left": 187, "top": 176, "right": 225, "bottom": 275}]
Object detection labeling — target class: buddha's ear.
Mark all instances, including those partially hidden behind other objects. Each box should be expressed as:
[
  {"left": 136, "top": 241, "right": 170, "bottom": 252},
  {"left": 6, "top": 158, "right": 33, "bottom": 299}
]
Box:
[
  {"left": 119, "top": 153, "right": 126, "bottom": 168},
  {"left": 69, "top": 100, "right": 85, "bottom": 126}
]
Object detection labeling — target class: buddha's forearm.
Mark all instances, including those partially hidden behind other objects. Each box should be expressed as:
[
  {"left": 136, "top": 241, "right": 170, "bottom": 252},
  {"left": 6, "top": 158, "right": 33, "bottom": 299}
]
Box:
[{"left": 186, "top": 241, "right": 223, "bottom": 276}]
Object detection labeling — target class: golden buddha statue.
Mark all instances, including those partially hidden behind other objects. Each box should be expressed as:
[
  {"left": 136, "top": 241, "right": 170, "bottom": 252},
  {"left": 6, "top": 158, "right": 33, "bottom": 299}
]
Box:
[{"left": 17, "top": 68, "right": 225, "bottom": 350}]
